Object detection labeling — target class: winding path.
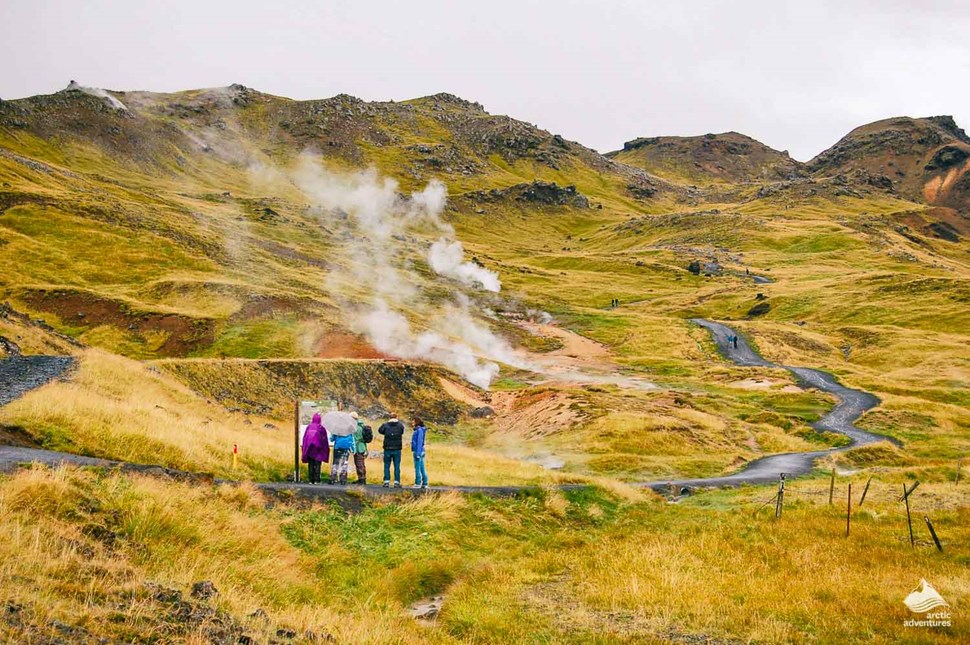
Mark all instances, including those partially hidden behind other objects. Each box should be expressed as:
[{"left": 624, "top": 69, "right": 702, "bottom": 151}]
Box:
[
  {"left": 642, "top": 319, "right": 889, "bottom": 489},
  {"left": 0, "top": 321, "right": 891, "bottom": 495}
]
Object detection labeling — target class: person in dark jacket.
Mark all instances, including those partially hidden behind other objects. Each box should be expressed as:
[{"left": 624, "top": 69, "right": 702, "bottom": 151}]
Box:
[
  {"left": 301, "top": 413, "right": 329, "bottom": 484},
  {"left": 379, "top": 414, "right": 405, "bottom": 488},
  {"left": 411, "top": 417, "right": 428, "bottom": 489}
]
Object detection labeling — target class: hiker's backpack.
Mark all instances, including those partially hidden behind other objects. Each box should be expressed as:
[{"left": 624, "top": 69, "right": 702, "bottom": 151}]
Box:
[{"left": 362, "top": 425, "right": 373, "bottom": 443}]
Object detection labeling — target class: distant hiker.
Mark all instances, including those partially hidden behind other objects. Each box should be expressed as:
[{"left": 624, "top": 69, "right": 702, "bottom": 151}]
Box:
[
  {"left": 351, "top": 411, "right": 372, "bottom": 485},
  {"left": 379, "top": 414, "right": 405, "bottom": 488},
  {"left": 301, "top": 413, "right": 329, "bottom": 484},
  {"left": 330, "top": 432, "right": 354, "bottom": 485},
  {"left": 411, "top": 417, "right": 428, "bottom": 489},
  {"left": 745, "top": 268, "right": 750, "bottom": 276},
  {"left": 732, "top": 335, "right": 739, "bottom": 349}
]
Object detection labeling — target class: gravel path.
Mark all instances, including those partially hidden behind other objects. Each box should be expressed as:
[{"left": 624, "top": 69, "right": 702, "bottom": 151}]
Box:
[
  {"left": 639, "top": 319, "right": 888, "bottom": 489},
  {"left": 0, "top": 356, "right": 75, "bottom": 406}
]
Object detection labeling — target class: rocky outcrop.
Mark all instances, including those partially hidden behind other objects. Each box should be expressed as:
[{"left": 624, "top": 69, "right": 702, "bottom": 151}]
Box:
[
  {"left": 608, "top": 131, "right": 805, "bottom": 184},
  {"left": 464, "top": 181, "right": 590, "bottom": 208},
  {"left": 808, "top": 116, "right": 970, "bottom": 212}
]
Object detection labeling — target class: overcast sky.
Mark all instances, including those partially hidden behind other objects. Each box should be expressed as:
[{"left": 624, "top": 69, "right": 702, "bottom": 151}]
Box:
[{"left": 1, "top": 0, "right": 968, "bottom": 160}]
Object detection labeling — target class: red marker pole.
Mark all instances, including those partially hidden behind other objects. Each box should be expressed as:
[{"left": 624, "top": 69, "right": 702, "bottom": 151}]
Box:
[{"left": 232, "top": 443, "right": 238, "bottom": 470}]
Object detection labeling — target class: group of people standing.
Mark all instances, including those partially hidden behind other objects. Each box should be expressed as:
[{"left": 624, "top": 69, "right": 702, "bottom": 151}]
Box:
[{"left": 300, "top": 412, "right": 429, "bottom": 489}]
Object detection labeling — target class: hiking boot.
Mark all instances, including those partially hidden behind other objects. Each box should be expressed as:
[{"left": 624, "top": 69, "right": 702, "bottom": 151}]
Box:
[
  {"left": 393, "top": 482, "right": 402, "bottom": 488},
  {"left": 382, "top": 481, "right": 390, "bottom": 488},
  {"left": 420, "top": 484, "right": 428, "bottom": 489},
  {"left": 327, "top": 479, "right": 336, "bottom": 485},
  {"left": 412, "top": 484, "right": 422, "bottom": 489}
]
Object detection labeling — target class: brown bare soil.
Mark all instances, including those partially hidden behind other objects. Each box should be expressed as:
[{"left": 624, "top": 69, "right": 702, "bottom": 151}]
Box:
[
  {"left": 313, "top": 332, "right": 389, "bottom": 359},
  {"left": 437, "top": 376, "right": 489, "bottom": 407},
  {"left": 490, "top": 389, "right": 585, "bottom": 437},
  {"left": 20, "top": 288, "right": 215, "bottom": 357}
]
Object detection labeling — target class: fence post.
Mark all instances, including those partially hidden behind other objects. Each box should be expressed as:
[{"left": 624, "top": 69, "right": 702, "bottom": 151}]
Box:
[
  {"left": 829, "top": 468, "right": 835, "bottom": 505},
  {"left": 293, "top": 399, "right": 300, "bottom": 483},
  {"left": 903, "top": 483, "right": 914, "bottom": 547},
  {"left": 775, "top": 473, "right": 786, "bottom": 519},
  {"left": 859, "top": 477, "right": 872, "bottom": 507},
  {"left": 924, "top": 516, "right": 943, "bottom": 552},
  {"left": 900, "top": 480, "right": 920, "bottom": 501},
  {"left": 846, "top": 482, "right": 852, "bottom": 537}
]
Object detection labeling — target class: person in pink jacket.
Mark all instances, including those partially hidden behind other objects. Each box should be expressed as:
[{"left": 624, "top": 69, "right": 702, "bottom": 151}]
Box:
[{"left": 301, "top": 413, "right": 329, "bottom": 484}]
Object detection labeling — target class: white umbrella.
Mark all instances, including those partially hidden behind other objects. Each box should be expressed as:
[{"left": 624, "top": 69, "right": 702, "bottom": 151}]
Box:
[{"left": 321, "top": 411, "right": 357, "bottom": 437}]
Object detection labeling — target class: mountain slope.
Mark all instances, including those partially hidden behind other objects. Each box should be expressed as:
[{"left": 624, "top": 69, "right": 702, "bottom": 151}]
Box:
[
  {"left": 607, "top": 131, "right": 804, "bottom": 184},
  {"left": 808, "top": 115, "right": 970, "bottom": 212},
  {"left": 1, "top": 84, "right": 677, "bottom": 361}
]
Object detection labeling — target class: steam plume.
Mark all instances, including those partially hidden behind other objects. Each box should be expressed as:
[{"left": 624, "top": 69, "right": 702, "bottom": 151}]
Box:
[{"left": 289, "top": 157, "right": 525, "bottom": 387}]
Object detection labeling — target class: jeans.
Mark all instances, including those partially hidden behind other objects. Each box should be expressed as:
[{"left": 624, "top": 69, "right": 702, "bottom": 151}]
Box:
[
  {"left": 330, "top": 449, "right": 350, "bottom": 484},
  {"left": 414, "top": 454, "right": 428, "bottom": 486},
  {"left": 306, "top": 459, "right": 321, "bottom": 484},
  {"left": 383, "top": 449, "right": 402, "bottom": 484}
]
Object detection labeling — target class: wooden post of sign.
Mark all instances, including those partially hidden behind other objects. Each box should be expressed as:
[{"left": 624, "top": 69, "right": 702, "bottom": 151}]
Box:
[
  {"left": 829, "top": 469, "right": 835, "bottom": 505},
  {"left": 293, "top": 400, "right": 300, "bottom": 483},
  {"left": 775, "top": 474, "right": 786, "bottom": 519},
  {"left": 903, "top": 483, "right": 914, "bottom": 547},
  {"left": 846, "top": 482, "right": 852, "bottom": 537},
  {"left": 858, "top": 477, "right": 872, "bottom": 507},
  {"left": 923, "top": 516, "right": 943, "bottom": 552}
]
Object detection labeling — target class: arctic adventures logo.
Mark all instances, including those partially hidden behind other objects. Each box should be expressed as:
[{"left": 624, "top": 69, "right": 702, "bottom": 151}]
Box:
[{"left": 903, "top": 579, "right": 952, "bottom": 629}]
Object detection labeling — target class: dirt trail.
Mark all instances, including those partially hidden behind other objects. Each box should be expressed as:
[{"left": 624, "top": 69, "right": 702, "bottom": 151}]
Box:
[
  {"left": 519, "top": 322, "right": 610, "bottom": 365},
  {"left": 515, "top": 321, "right": 656, "bottom": 390}
]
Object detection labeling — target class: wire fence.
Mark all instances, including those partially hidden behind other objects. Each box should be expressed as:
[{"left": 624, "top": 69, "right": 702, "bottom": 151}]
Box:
[{"left": 731, "top": 471, "right": 959, "bottom": 552}]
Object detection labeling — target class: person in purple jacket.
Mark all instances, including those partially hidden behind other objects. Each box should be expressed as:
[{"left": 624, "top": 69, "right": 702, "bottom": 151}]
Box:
[
  {"left": 411, "top": 417, "right": 428, "bottom": 489},
  {"left": 301, "top": 413, "right": 329, "bottom": 484}
]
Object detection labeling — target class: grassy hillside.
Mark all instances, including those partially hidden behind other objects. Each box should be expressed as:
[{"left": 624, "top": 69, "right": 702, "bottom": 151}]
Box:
[
  {"left": 2, "top": 85, "right": 969, "bottom": 477},
  {"left": 2, "top": 84, "right": 969, "bottom": 642}
]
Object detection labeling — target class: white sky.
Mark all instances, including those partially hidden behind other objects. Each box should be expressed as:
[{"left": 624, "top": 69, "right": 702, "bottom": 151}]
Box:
[{"left": 1, "top": 0, "right": 968, "bottom": 160}]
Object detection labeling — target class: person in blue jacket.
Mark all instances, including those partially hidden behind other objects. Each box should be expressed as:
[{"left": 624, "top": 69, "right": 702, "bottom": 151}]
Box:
[
  {"left": 411, "top": 417, "right": 428, "bottom": 489},
  {"left": 329, "top": 431, "right": 355, "bottom": 485}
]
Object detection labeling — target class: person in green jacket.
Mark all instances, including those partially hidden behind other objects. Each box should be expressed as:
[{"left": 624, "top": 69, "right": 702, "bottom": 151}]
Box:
[{"left": 350, "top": 411, "right": 371, "bottom": 485}]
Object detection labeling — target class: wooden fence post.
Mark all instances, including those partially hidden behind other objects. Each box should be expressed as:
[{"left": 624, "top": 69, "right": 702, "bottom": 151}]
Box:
[
  {"left": 899, "top": 480, "right": 920, "bottom": 501},
  {"left": 829, "top": 468, "right": 835, "bottom": 505},
  {"left": 924, "top": 516, "right": 943, "bottom": 552},
  {"left": 846, "top": 483, "right": 852, "bottom": 537},
  {"left": 859, "top": 477, "right": 872, "bottom": 507},
  {"left": 775, "top": 474, "right": 786, "bottom": 519},
  {"left": 293, "top": 400, "right": 300, "bottom": 483},
  {"left": 903, "top": 483, "right": 914, "bottom": 547}
]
